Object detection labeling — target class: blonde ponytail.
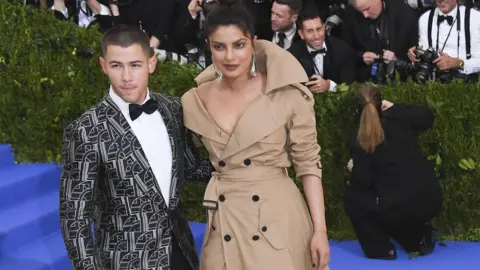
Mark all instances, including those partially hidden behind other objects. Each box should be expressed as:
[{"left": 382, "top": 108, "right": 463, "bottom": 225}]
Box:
[{"left": 357, "top": 84, "right": 385, "bottom": 153}]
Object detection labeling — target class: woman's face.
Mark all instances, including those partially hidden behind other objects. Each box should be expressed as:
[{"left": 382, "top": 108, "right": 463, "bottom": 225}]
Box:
[{"left": 208, "top": 25, "right": 254, "bottom": 79}]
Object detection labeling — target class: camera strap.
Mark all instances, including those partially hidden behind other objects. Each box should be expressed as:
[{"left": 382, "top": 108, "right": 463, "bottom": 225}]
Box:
[{"left": 427, "top": 6, "right": 471, "bottom": 60}]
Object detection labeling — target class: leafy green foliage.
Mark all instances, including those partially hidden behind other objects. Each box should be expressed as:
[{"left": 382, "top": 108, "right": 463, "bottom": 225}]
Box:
[{"left": 1, "top": 0, "right": 479, "bottom": 240}]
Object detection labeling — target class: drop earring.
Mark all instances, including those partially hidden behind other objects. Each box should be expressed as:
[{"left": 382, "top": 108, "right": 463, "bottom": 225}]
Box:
[
  {"left": 250, "top": 53, "right": 257, "bottom": 77},
  {"left": 213, "top": 63, "right": 222, "bottom": 79}
]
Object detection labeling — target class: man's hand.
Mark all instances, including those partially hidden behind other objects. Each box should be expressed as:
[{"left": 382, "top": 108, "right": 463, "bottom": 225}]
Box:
[
  {"left": 382, "top": 50, "right": 397, "bottom": 64},
  {"left": 188, "top": 0, "right": 202, "bottom": 17},
  {"left": 408, "top": 46, "right": 419, "bottom": 63},
  {"left": 150, "top": 36, "right": 161, "bottom": 49},
  {"left": 363, "top": 52, "right": 378, "bottom": 65},
  {"left": 432, "top": 52, "right": 462, "bottom": 70},
  {"left": 305, "top": 75, "right": 330, "bottom": 93}
]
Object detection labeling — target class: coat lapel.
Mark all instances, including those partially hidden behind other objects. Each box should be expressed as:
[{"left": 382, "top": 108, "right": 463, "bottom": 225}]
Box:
[
  {"left": 103, "top": 95, "right": 168, "bottom": 209},
  {"left": 220, "top": 93, "right": 286, "bottom": 160}
]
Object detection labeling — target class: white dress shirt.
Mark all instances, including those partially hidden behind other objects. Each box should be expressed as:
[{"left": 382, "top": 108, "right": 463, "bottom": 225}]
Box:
[
  {"left": 109, "top": 87, "right": 173, "bottom": 206},
  {"left": 418, "top": 5, "right": 480, "bottom": 74},
  {"left": 307, "top": 42, "right": 337, "bottom": 92},
  {"left": 273, "top": 24, "right": 297, "bottom": 50}
]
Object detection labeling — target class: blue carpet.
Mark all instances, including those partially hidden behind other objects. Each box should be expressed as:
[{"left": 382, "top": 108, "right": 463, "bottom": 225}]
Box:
[{"left": 0, "top": 144, "right": 479, "bottom": 269}]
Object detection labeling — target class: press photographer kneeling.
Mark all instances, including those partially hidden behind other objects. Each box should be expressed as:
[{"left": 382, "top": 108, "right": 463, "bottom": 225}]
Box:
[{"left": 407, "top": 0, "right": 480, "bottom": 83}]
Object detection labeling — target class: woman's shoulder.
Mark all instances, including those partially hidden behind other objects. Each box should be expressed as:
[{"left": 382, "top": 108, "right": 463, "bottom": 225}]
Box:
[
  {"left": 181, "top": 81, "right": 217, "bottom": 105},
  {"left": 268, "top": 83, "right": 315, "bottom": 110}
]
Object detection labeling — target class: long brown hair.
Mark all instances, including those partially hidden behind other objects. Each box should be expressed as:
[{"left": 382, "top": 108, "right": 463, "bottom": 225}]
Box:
[{"left": 356, "top": 84, "right": 384, "bottom": 153}]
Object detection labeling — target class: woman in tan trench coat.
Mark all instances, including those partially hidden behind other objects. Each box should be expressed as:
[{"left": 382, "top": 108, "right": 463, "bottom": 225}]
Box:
[{"left": 181, "top": 2, "right": 330, "bottom": 270}]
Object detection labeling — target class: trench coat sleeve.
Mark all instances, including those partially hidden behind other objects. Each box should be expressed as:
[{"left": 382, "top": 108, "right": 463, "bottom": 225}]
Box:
[{"left": 286, "top": 89, "right": 323, "bottom": 180}]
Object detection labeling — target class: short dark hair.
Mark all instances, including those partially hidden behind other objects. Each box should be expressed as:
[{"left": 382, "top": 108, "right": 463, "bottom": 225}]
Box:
[
  {"left": 297, "top": 5, "right": 327, "bottom": 29},
  {"left": 203, "top": 1, "right": 255, "bottom": 39},
  {"left": 274, "top": 0, "right": 303, "bottom": 15},
  {"left": 100, "top": 25, "right": 151, "bottom": 57}
]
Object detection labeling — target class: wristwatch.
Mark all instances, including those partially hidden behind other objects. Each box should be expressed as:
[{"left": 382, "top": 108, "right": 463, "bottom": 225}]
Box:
[{"left": 458, "top": 59, "right": 465, "bottom": 69}]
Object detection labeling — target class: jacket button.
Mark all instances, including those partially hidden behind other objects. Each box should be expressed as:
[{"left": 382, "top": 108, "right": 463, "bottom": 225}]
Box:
[
  {"left": 252, "top": 235, "right": 260, "bottom": 241},
  {"left": 219, "top": 194, "right": 225, "bottom": 202},
  {"left": 219, "top": 160, "right": 226, "bottom": 167},
  {"left": 261, "top": 226, "right": 267, "bottom": 232},
  {"left": 224, "top": 235, "right": 232, "bottom": 241},
  {"left": 244, "top": 159, "right": 251, "bottom": 166},
  {"left": 252, "top": 195, "right": 259, "bottom": 202}
]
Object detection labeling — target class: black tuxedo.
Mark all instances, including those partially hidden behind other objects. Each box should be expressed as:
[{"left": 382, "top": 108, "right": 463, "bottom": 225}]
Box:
[
  {"left": 288, "top": 36, "right": 357, "bottom": 84},
  {"left": 340, "top": 0, "right": 419, "bottom": 81},
  {"left": 60, "top": 92, "right": 213, "bottom": 270},
  {"left": 344, "top": 104, "right": 442, "bottom": 257}
]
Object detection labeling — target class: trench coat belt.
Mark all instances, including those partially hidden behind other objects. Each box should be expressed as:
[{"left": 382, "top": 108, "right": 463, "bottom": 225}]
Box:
[{"left": 202, "top": 166, "right": 288, "bottom": 211}]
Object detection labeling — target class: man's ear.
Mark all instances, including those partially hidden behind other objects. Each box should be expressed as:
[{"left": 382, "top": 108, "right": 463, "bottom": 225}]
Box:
[
  {"left": 148, "top": 55, "right": 158, "bottom": 74},
  {"left": 99, "top": 57, "right": 107, "bottom": 75}
]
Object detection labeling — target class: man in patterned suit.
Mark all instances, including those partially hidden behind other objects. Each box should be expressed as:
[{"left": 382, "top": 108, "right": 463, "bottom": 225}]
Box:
[{"left": 59, "top": 25, "right": 213, "bottom": 270}]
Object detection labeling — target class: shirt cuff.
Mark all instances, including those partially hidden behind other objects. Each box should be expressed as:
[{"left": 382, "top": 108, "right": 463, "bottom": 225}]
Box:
[
  {"left": 328, "top": 80, "right": 337, "bottom": 92},
  {"left": 99, "top": 4, "right": 110, "bottom": 15},
  {"left": 462, "top": 58, "right": 480, "bottom": 75}
]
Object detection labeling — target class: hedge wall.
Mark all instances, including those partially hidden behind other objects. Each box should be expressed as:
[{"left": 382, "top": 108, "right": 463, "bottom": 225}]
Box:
[{"left": 1, "top": 1, "right": 479, "bottom": 241}]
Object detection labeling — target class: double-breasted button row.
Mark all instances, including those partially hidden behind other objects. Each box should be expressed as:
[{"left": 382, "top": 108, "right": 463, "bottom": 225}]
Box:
[{"left": 218, "top": 159, "right": 252, "bottom": 168}]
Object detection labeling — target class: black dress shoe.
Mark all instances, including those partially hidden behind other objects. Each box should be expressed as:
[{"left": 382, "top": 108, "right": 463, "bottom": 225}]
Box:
[
  {"left": 368, "top": 249, "right": 397, "bottom": 260},
  {"left": 419, "top": 230, "right": 437, "bottom": 256}
]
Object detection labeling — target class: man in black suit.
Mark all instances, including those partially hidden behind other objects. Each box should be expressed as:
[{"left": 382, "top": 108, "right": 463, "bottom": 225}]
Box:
[
  {"left": 59, "top": 25, "right": 212, "bottom": 270},
  {"left": 340, "top": 0, "right": 419, "bottom": 82},
  {"left": 289, "top": 8, "right": 357, "bottom": 93},
  {"left": 265, "top": 0, "right": 302, "bottom": 50}
]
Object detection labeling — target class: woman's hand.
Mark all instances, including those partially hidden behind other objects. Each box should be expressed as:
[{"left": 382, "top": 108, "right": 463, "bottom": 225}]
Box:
[
  {"left": 347, "top": 158, "right": 353, "bottom": 172},
  {"left": 381, "top": 99, "right": 394, "bottom": 111},
  {"left": 311, "top": 230, "right": 330, "bottom": 269}
]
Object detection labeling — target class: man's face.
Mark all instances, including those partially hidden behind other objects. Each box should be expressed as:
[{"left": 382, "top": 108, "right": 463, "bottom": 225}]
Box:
[
  {"left": 99, "top": 44, "right": 157, "bottom": 104},
  {"left": 271, "top": 2, "right": 297, "bottom": 32},
  {"left": 298, "top": 17, "right": 326, "bottom": 50},
  {"left": 353, "top": 0, "right": 383, "bottom": 19},
  {"left": 435, "top": 0, "right": 457, "bottom": 14}
]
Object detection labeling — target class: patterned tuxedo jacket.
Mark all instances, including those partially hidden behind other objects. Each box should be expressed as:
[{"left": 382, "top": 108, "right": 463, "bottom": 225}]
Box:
[{"left": 59, "top": 92, "right": 213, "bottom": 270}]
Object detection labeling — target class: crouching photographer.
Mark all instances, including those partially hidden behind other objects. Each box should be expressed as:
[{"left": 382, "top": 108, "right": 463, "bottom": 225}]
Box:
[{"left": 407, "top": 0, "right": 480, "bottom": 83}]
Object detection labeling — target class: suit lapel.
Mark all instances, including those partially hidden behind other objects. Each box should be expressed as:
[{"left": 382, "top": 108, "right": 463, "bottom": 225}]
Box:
[
  {"left": 103, "top": 95, "right": 168, "bottom": 208},
  {"left": 151, "top": 93, "right": 181, "bottom": 209},
  {"left": 297, "top": 41, "right": 316, "bottom": 78}
]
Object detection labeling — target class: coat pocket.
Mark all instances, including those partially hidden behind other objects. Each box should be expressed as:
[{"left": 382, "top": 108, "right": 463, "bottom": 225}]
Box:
[{"left": 259, "top": 200, "right": 287, "bottom": 250}]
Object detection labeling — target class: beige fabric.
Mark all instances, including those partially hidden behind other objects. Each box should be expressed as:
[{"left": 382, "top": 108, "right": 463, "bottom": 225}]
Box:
[{"left": 182, "top": 40, "right": 328, "bottom": 270}]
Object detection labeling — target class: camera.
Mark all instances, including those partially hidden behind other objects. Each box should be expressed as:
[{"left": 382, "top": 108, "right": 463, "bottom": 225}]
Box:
[
  {"left": 370, "top": 55, "right": 388, "bottom": 84},
  {"left": 324, "top": 0, "right": 348, "bottom": 36},
  {"left": 412, "top": 46, "right": 438, "bottom": 82}
]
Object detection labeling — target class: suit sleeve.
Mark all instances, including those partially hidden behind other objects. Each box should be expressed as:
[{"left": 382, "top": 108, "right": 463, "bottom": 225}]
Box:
[
  {"left": 383, "top": 103, "right": 434, "bottom": 132},
  {"left": 184, "top": 127, "right": 214, "bottom": 185},
  {"left": 59, "top": 122, "right": 99, "bottom": 270},
  {"left": 286, "top": 89, "right": 323, "bottom": 180}
]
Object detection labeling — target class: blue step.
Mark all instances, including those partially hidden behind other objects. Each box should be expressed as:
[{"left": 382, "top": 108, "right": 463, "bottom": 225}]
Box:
[
  {"left": 0, "top": 190, "right": 60, "bottom": 252},
  {"left": 0, "top": 144, "right": 14, "bottom": 169},
  {"left": 0, "top": 230, "right": 72, "bottom": 270},
  {"left": 0, "top": 163, "right": 61, "bottom": 211}
]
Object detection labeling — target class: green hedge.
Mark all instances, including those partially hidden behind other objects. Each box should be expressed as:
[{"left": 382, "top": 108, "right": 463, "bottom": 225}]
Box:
[{"left": 1, "top": 1, "right": 479, "bottom": 241}]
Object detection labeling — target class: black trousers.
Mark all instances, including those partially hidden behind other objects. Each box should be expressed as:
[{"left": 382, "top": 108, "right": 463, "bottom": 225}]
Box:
[
  {"left": 171, "top": 234, "right": 192, "bottom": 270},
  {"left": 344, "top": 192, "right": 442, "bottom": 258}
]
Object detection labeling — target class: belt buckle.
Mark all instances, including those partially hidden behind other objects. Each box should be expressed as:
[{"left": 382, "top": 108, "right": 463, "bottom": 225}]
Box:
[{"left": 203, "top": 200, "right": 219, "bottom": 210}]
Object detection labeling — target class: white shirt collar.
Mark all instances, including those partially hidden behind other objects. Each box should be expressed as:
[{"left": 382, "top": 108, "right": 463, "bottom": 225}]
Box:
[
  {"left": 108, "top": 86, "right": 151, "bottom": 114},
  {"left": 277, "top": 23, "right": 297, "bottom": 41}
]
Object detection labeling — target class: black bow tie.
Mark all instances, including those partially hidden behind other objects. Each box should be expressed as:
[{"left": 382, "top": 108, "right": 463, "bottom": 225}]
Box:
[
  {"left": 129, "top": 98, "right": 159, "bottom": 121},
  {"left": 310, "top": 48, "right": 326, "bottom": 58},
  {"left": 438, "top": 15, "right": 454, "bottom": 25}
]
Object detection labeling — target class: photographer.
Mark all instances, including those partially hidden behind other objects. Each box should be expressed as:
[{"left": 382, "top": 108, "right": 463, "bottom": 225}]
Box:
[
  {"left": 407, "top": 0, "right": 480, "bottom": 83},
  {"left": 341, "top": 0, "right": 419, "bottom": 82}
]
